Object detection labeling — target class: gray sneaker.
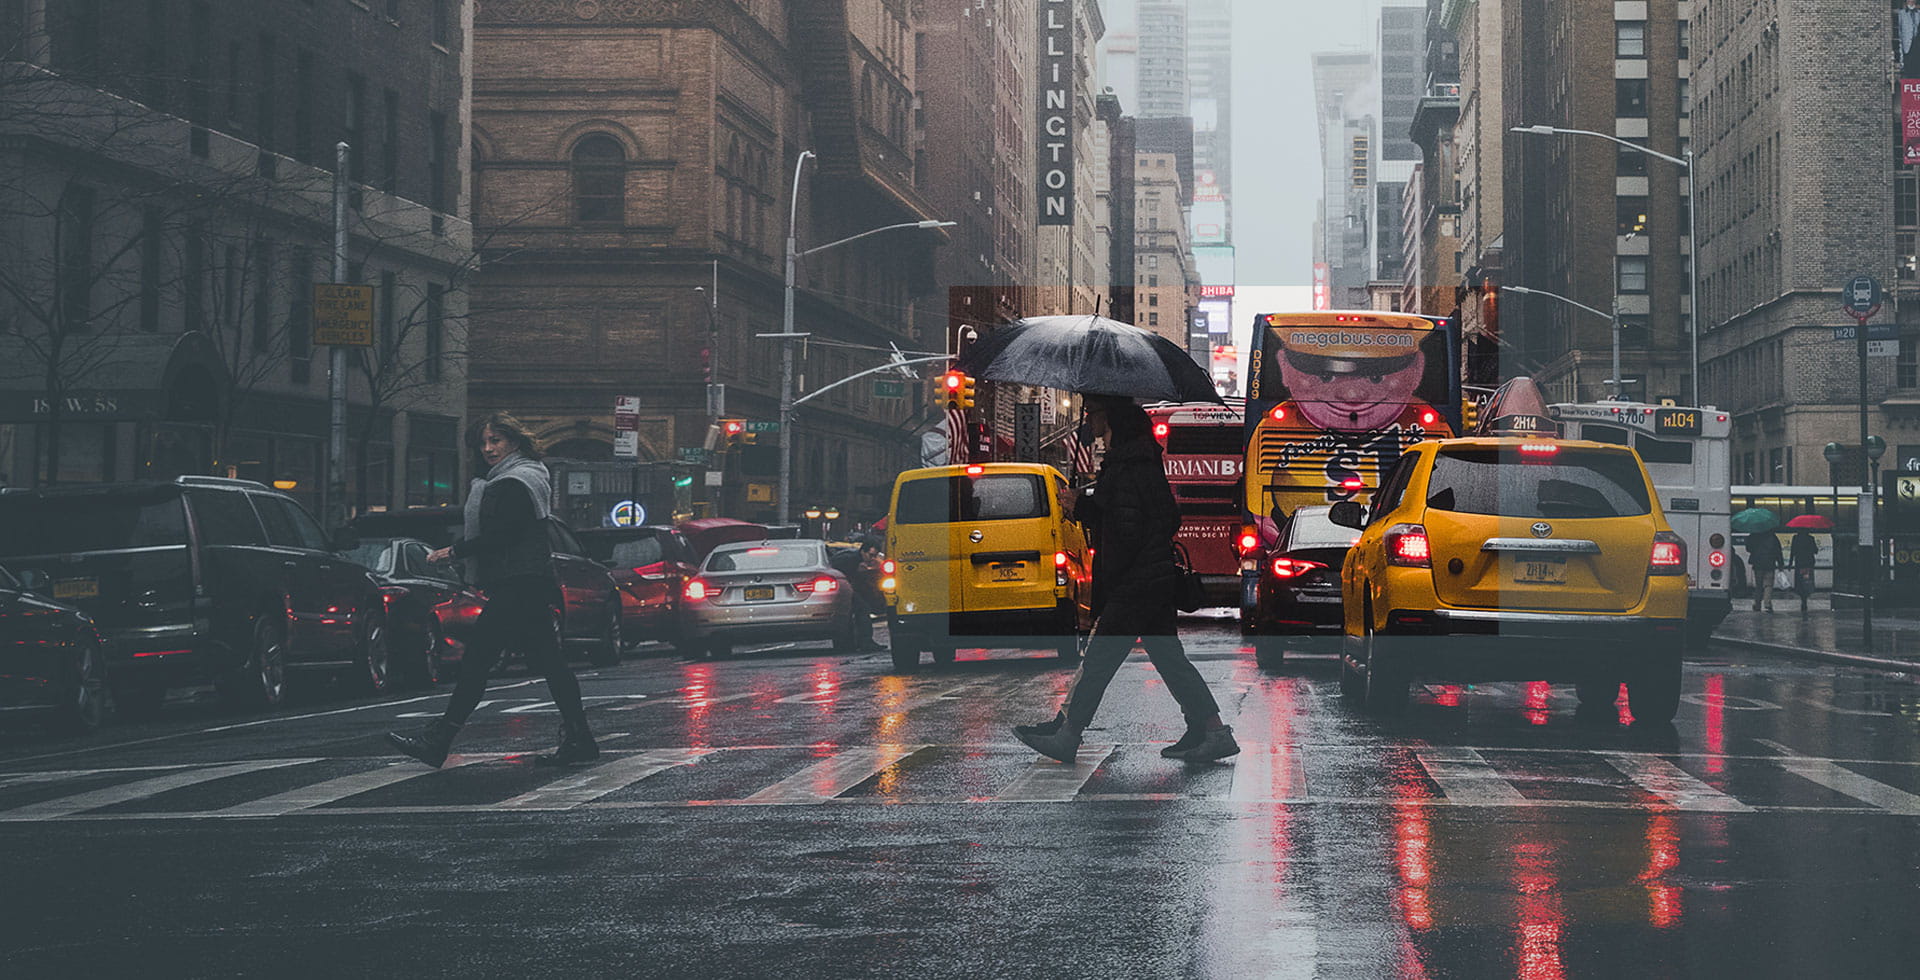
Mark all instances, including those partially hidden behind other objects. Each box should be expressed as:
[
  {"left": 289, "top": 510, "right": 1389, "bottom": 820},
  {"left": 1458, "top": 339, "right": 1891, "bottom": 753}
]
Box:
[
  {"left": 1172, "top": 725, "right": 1241, "bottom": 763},
  {"left": 1013, "top": 725, "right": 1081, "bottom": 764}
]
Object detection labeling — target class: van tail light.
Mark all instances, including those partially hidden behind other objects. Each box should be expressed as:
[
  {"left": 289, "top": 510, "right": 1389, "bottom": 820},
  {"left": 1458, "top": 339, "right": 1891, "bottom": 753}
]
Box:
[
  {"left": 1385, "top": 524, "right": 1432, "bottom": 568},
  {"left": 1237, "top": 526, "right": 1260, "bottom": 555},
  {"left": 881, "top": 558, "right": 896, "bottom": 575},
  {"left": 1054, "top": 550, "right": 1069, "bottom": 567},
  {"left": 1270, "top": 557, "right": 1328, "bottom": 579},
  {"left": 683, "top": 579, "right": 711, "bottom": 601},
  {"left": 795, "top": 576, "right": 839, "bottom": 595},
  {"left": 1707, "top": 550, "right": 1726, "bottom": 568},
  {"left": 1650, "top": 531, "right": 1686, "bottom": 574}
]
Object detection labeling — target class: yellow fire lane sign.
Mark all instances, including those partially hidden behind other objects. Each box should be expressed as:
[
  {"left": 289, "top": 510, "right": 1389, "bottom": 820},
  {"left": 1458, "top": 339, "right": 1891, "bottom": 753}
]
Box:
[{"left": 313, "top": 283, "right": 374, "bottom": 346}]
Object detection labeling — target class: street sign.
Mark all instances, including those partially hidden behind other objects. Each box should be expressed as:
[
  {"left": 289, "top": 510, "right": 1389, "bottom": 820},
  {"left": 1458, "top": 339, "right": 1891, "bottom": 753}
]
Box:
[
  {"left": 1014, "top": 403, "right": 1040, "bottom": 461},
  {"left": 1868, "top": 340, "right": 1899, "bottom": 358},
  {"left": 312, "top": 283, "right": 374, "bottom": 346},
  {"left": 566, "top": 472, "right": 593, "bottom": 496},
  {"left": 744, "top": 420, "right": 781, "bottom": 433},
  {"left": 873, "top": 379, "right": 907, "bottom": 399},
  {"left": 677, "top": 447, "right": 708, "bottom": 463},
  {"left": 1831, "top": 323, "right": 1898, "bottom": 341},
  {"left": 614, "top": 395, "right": 640, "bottom": 460},
  {"left": 1843, "top": 275, "right": 1883, "bottom": 321},
  {"left": 613, "top": 432, "right": 640, "bottom": 458}
]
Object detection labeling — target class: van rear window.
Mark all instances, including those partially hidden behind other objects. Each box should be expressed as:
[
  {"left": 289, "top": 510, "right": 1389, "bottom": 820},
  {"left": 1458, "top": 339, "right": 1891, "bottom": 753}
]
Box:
[
  {"left": 0, "top": 494, "right": 189, "bottom": 555},
  {"left": 896, "top": 474, "right": 1049, "bottom": 524},
  {"left": 1425, "top": 448, "right": 1652, "bottom": 518}
]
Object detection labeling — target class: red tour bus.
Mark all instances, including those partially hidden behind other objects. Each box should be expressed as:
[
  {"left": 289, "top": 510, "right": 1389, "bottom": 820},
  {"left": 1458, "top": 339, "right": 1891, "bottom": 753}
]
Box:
[{"left": 1146, "top": 398, "right": 1246, "bottom": 607}]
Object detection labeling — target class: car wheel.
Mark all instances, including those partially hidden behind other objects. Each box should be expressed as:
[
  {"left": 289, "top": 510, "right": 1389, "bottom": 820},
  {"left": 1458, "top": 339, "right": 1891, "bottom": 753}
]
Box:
[
  {"left": 221, "top": 611, "right": 289, "bottom": 710},
  {"left": 588, "top": 607, "right": 622, "bottom": 667},
  {"left": 48, "top": 641, "right": 107, "bottom": 735},
  {"left": 348, "top": 613, "right": 391, "bottom": 696},
  {"left": 1627, "top": 650, "right": 1683, "bottom": 725},
  {"left": 1360, "top": 613, "right": 1408, "bottom": 714}
]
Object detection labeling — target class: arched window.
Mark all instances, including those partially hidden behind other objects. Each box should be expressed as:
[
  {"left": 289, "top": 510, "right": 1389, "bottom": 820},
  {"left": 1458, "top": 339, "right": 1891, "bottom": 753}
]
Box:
[{"left": 571, "top": 134, "right": 626, "bottom": 225}]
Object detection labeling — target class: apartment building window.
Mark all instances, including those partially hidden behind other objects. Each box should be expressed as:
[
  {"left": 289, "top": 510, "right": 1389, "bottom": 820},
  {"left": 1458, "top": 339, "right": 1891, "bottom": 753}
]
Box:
[
  {"left": 140, "top": 207, "right": 163, "bottom": 332},
  {"left": 1616, "top": 22, "right": 1645, "bottom": 58},
  {"left": 1149, "top": 294, "right": 1159, "bottom": 307},
  {"left": 1677, "top": 21, "right": 1690, "bottom": 61},
  {"left": 425, "top": 284, "right": 444, "bottom": 382},
  {"left": 571, "top": 134, "right": 626, "bottom": 225},
  {"left": 1902, "top": 337, "right": 1919, "bottom": 388},
  {"left": 1148, "top": 313, "right": 1160, "bottom": 326},
  {"left": 1678, "top": 78, "right": 1691, "bottom": 116},
  {"left": 1616, "top": 79, "right": 1648, "bottom": 117},
  {"left": 1618, "top": 256, "right": 1649, "bottom": 293},
  {"left": 1617, "top": 197, "right": 1648, "bottom": 236}
]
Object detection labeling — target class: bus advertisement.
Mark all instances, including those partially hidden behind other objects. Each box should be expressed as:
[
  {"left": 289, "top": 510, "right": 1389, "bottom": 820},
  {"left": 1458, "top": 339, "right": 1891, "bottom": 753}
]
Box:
[
  {"left": 1550, "top": 400, "right": 1734, "bottom": 642},
  {"left": 1242, "top": 311, "right": 1459, "bottom": 525},
  {"left": 1147, "top": 399, "right": 1245, "bottom": 607}
]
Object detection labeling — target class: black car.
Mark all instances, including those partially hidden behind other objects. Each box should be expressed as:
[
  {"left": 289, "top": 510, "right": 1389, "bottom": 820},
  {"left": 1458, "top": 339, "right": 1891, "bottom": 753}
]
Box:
[
  {"left": 1243, "top": 505, "right": 1359, "bottom": 666},
  {"left": 349, "top": 508, "right": 624, "bottom": 666},
  {"left": 574, "top": 526, "right": 699, "bottom": 652},
  {"left": 338, "top": 536, "right": 485, "bottom": 687},
  {"left": 0, "top": 477, "right": 390, "bottom": 715},
  {"left": 0, "top": 563, "right": 108, "bottom": 733}
]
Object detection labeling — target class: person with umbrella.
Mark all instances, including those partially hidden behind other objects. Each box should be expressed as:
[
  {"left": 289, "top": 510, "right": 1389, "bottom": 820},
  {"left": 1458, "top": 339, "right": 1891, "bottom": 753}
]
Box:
[
  {"left": 1785, "top": 514, "right": 1831, "bottom": 616},
  {"left": 1745, "top": 516, "right": 1783, "bottom": 614}
]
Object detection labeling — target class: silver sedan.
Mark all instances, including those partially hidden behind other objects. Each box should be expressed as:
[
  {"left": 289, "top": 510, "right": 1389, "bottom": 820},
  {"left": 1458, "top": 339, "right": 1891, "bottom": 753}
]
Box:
[{"left": 677, "top": 540, "right": 856, "bottom": 658}]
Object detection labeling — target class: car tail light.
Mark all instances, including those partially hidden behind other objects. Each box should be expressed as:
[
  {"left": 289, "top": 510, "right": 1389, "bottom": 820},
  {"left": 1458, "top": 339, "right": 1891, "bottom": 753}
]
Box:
[
  {"left": 1650, "top": 531, "right": 1686, "bottom": 574},
  {"left": 1270, "top": 557, "right": 1328, "bottom": 578},
  {"left": 965, "top": 464, "right": 984, "bottom": 476},
  {"left": 1386, "top": 524, "right": 1431, "bottom": 568},
  {"left": 795, "top": 576, "right": 839, "bottom": 595},
  {"left": 881, "top": 576, "right": 897, "bottom": 591},
  {"left": 683, "top": 579, "right": 711, "bottom": 601},
  {"left": 379, "top": 585, "right": 407, "bottom": 610},
  {"left": 1516, "top": 442, "right": 1559, "bottom": 457},
  {"left": 1237, "top": 527, "right": 1260, "bottom": 555}
]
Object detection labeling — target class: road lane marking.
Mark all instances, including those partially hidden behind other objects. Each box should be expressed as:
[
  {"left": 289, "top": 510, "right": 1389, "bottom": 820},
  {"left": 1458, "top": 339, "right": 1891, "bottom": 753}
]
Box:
[
  {"left": 1599, "top": 753, "right": 1753, "bottom": 812},
  {"left": 1415, "top": 747, "right": 1527, "bottom": 805},
  {"left": 1773, "top": 758, "right": 1920, "bottom": 815},
  {"left": 741, "top": 744, "right": 927, "bottom": 805},
  {"left": 213, "top": 756, "right": 491, "bottom": 817},
  {"left": 1228, "top": 741, "right": 1308, "bottom": 802},
  {"left": 500, "top": 695, "right": 651, "bottom": 713},
  {"left": 611, "top": 692, "right": 756, "bottom": 711},
  {"left": 494, "top": 748, "right": 714, "bottom": 810},
  {"left": 994, "top": 743, "right": 1118, "bottom": 802},
  {"left": 0, "top": 759, "right": 313, "bottom": 821}
]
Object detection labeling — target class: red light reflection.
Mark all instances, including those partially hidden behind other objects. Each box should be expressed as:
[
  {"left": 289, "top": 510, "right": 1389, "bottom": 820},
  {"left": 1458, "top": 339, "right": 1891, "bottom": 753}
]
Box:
[
  {"left": 1513, "top": 838, "right": 1565, "bottom": 980},
  {"left": 1523, "top": 681, "right": 1551, "bottom": 726},
  {"left": 1703, "top": 673, "right": 1726, "bottom": 774},
  {"left": 1641, "top": 813, "right": 1683, "bottom": 929}
]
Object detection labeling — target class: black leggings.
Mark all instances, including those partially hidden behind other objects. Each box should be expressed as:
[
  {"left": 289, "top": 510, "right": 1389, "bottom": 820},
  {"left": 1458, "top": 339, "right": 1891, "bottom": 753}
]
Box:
[{"left": 442, "top": 577, "right": 587, "bottom": 730}]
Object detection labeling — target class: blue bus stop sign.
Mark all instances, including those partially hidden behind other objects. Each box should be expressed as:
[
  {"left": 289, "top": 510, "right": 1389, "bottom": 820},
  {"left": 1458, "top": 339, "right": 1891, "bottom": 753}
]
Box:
[{"left": 1843, "top": 275, "right": 1883, "bottom": 321}]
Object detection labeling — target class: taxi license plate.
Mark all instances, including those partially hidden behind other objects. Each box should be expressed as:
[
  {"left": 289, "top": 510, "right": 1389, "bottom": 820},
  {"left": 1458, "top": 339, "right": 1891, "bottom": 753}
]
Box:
[
  {"left": 991, "top": 563, "right": 1025, "bottom": 582},
  {"left": 744, "top": 585, "right": 776, "bottom": 601},
  {"left": 1514, "top": 560, "right": 1566, "bottom": 585},
  {"left": 53, "top": 578, "right": 99, "bottom": 600}
]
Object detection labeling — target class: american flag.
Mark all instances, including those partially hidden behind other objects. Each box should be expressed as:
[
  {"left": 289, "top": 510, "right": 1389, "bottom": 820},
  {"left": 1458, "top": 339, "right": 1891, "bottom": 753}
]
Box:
[
  {"left": 1065, "top": 427, "right": 1097, "bottom": 479},
  {"left": 946, "top": 407, "right": 970, "bottom": 464}
]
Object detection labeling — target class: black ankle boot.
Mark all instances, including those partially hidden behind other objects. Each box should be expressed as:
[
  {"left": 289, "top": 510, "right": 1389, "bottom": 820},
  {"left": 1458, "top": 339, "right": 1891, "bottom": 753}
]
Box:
[
  {"left": 1013, "top": 711, "right": 1067, "bottom": 740},
  {"left": 386, "top": 719, "right": 460, "bottom": 768},
  {"left": 534, "top": 719, "right": 600, "bottom": 767}
]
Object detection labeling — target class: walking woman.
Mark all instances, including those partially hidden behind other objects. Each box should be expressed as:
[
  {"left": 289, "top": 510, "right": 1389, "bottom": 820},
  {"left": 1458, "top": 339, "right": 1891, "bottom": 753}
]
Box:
[
  {"left": 1013, "top": 394, "right": 1238, "bottom": 764},
  {"left": 386, "top": 414, "right": 599, "bottom": 768}
]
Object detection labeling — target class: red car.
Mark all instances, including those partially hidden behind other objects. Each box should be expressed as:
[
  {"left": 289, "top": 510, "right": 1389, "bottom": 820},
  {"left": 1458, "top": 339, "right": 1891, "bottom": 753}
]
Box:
[{"left": 575, "top": 526, "right": 700, "bottom": 654}]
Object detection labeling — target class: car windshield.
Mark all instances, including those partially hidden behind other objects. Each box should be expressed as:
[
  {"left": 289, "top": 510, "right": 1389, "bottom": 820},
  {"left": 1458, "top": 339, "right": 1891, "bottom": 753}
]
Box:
[
  {"left": 895, "top": 474, "right": 1049, "bottom": 524},
  {"left": 611, "top": 538, "right": 665, "bottom": 567},
  {"left": 0, "top": 493, "right": 189, "bottom": 555},
  {"left": 1425, "top": 447, "right": 1653, "bottom": 518},
  {"left": 339, "top": 539, "right": 397, "bottom": 574},
  {"left": 1287, "top": 510, "right": 1359, "bottom": 550},
  {"left": 706, "top": 543, "right": 817, "bottom": 573}
]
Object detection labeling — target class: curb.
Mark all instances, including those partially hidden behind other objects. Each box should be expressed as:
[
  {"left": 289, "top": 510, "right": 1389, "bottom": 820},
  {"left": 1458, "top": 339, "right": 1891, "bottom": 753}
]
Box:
[{"left": 1710, "top": 635, "right": 1920, "bottom": 675}]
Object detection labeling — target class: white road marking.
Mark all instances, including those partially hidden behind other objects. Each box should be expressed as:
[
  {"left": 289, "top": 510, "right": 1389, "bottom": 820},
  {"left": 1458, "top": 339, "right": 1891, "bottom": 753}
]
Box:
[
  {"left": 213, "top": 756, "right": 490, "bottom": 817},
  {"left": 500, "top": 695, "right": 651, "bottom": 713},
  {"left": 1416, "top": 747, "right": 1527, "bottom": 805},
  {"left": 610, "top": 692, "right": 756, "bottom": 710},
  {"left": 995, "top": 743, "right": 1118, "bottom": 802},
  {"left": 1600, "top": 753, "right": 1753, "bottom": 812},
  {"left": 0, "top": 759, "right": 313, "bottom": 821},
  {"left": 741, "top": 744, "right": 927, "bottom": 805},
  {"left": 1774, "top": 761, "right": 1920, "bottom": 815},
  {"left": 1228, "top": 741, "right": 1309, "bottom": 802},
  {"left": 494, "top": 748, "right": 714, "bottom": 810}
]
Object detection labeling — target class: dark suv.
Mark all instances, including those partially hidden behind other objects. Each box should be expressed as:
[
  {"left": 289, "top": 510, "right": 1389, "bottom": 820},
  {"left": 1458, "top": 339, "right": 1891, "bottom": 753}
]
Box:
[{"left": 0, "top": 477, "right": 391, "bottom": 714}]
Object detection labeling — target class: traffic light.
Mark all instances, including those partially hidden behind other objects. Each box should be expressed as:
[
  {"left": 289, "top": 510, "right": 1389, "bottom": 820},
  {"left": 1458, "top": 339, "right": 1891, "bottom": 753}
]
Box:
[
  {"left": 958, "top": 372, "right": 977, "bottom": 410},
  {"left": 938, "top": 370, "right": 965, "bottom": 410},
  {"left": 1461, "top": 398, "right": 1480, "bottom": 434},
  {"left": 721, "top": 418, "right": 745, "bottom": 447}
]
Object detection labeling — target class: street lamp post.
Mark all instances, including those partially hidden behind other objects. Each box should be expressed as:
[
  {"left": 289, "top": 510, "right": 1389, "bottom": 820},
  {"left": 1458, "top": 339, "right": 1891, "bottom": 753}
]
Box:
[
  {"left": 1502, "top": 285, "right": 1619, "bottom": 400},
  {"left": 775, "top": 149, "right": 953, "bottom": 525},
  {"left": 1512, "top": 125, "right": 1699, "bottom": 406}
]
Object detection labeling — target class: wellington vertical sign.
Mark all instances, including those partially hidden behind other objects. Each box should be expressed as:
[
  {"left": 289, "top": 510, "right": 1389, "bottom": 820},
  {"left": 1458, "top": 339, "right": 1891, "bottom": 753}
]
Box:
[{"left": 1037, "top": 0, "right": 1074, "bottom": 226}]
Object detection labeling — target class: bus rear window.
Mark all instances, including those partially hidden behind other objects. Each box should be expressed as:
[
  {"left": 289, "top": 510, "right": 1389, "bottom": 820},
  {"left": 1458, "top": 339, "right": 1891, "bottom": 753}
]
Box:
[
  {"left": 1424, "top": 448, "right": 1652, "bottom": 518},
  {"left": 1165, "top": 426, "right": 1244, "bottom": 456},
  {"left": 896, "top": 474, "right": 1049, "bottom": 524}
]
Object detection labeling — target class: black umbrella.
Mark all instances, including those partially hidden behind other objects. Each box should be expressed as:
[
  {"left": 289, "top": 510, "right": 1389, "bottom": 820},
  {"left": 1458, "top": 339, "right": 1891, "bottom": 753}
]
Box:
[{"left": 954, "top": 315, "right": 1225, "bottom": 404}]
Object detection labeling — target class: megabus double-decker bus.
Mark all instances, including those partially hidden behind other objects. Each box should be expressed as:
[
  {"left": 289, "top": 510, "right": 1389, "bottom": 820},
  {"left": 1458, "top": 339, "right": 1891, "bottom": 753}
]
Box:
[{"left": 1243, "top": 311, "right": 1461, "bottom": 527}]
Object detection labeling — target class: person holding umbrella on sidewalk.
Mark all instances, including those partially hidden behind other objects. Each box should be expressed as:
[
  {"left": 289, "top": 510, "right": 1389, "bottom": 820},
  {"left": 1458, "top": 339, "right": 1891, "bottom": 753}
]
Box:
[
  {"left": 1783, "top": 513, "right": 1831, "bottom": 616},
  {"left": 1747, "top": 525, "right": 1783, "bottom": 614}
]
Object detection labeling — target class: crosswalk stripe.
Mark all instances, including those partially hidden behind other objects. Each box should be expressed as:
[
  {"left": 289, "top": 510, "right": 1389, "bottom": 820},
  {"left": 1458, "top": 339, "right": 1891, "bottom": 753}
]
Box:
[
  {"left": 1774, "top": 758, "right": 1920, "bottom": 815},
  {"left": 1228, "top": 741, "right": 1308, "bottom": 802},
  {"left": 1600, "top": 753, "right": 1753, "bottom": 812},
  {"left": 494, "top": 748, "right": 714, "bottom": 810},
  {"left": 0, "top": 759, "right": 313, "bottom": 821},
  {"left": 1416, "top": 747, "right": 1527, "bottom": 805},
  {"left": 995, "top": 743, "right": 1118, "bottom": 802},
  {"left": 214, "top": 756, "right": 490, "bottom": 817},
  {"left": 741, "top": 745, "right": 926, "bottom": 805}
]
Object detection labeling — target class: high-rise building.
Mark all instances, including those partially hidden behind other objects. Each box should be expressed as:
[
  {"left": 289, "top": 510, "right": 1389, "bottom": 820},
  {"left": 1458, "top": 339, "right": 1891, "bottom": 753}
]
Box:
[
  {"left": 1312, "top": 51, "right": 1375, "bottom": 308},
  {"left": 1136, "top": 1, "right": 1189, "bottom": 119},
  {"left": 1450, "top": 0, "right": 1505, "bottom": 387},
  {"left": 1406, "top": 0, "right": 1462, "bottom": 321},
  {"left": 1373, "top": 1, "right": 1427, "bottom": 297},
  {"left": 1187, "top": 0, "right": 1232, "bottom": 247}
]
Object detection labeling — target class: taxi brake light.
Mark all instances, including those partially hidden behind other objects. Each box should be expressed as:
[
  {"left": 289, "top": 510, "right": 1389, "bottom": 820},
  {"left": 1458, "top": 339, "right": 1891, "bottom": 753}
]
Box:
[
  {"left": 881, "top": 559, "right": 896, "bottom": 575},
  {"left": 1386, "top": 524, "right": 1432, "bottom": 568},
  {"left": 1650, "top": 531, "right": 1686, "bottom": 573},
  {"left": 965, "top": 464, "right": 985, "bottom": 476},
  {"left": 1516, "top": 443, "right": 1560, "bottom": 455},
  {"left": 1054, "top": 551, "right": 1069, "bottom": 568}
]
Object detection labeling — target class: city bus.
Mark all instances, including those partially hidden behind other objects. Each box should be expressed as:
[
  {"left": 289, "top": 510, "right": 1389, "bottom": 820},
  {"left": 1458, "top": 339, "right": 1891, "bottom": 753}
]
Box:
[
  {"left": 1146, "top": 398, "right": 1245, "bottom": 607},
  {"left": 1550, "top": 400, "right": 1733, "bottom": 642}
]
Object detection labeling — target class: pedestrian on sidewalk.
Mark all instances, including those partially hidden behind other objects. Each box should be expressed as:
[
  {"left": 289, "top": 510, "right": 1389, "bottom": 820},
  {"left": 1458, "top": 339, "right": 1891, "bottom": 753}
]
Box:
[
  {"left": 1012, "top": 394, "right": 1238, "bottom": 765},
  {"left": 386, "top": 414, "right": 599, "bottom": 769},
  {"left": 1791, "top": 528, "right": 1818, "bottom": 616},
  {"left": 1747, "top": 529, "right": 1782, "bottom": 613}
]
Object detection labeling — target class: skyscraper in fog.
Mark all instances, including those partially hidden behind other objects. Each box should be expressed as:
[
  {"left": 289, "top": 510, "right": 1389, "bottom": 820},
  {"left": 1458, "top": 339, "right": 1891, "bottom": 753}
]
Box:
[{"left": 1136, "top": 1, "right": 1188, "bottom": 118}]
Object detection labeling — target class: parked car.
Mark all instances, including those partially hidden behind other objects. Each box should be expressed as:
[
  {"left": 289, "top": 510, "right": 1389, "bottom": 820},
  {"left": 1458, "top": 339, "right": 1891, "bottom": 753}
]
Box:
[
  {"left": 1243, "top": 505, "right": 1360, "bottom": 665},
  {"left": 0, "top": 477, "right": 390, "bottom": 714},
  {"left": 678, "top": 539, "right": 857, "bottom": 658},
  {"left": 0, "top": 562, "right": 108, "bottom": 733},
  {"left": 347, "top": 509, "right": 624, "bottom": 666},
  {"left": 337, "top": 536, "right": 485, "bottom": 686},
  {"left": 575, "top": 526, "right": 699, "bottom": 652}
]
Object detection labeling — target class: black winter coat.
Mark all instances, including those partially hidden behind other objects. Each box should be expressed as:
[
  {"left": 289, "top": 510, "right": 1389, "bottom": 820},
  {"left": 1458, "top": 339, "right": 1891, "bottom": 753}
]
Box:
[
  {"left": 1081, "top": 433, "right": 1182, "bottom": 633},
  {"left": 451, "top": 479, "right": 556, "bottom": 591}
]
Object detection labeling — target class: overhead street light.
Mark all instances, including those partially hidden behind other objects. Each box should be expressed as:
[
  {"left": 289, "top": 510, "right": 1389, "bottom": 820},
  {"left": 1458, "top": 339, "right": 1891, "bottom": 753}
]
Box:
[
  {"left": 778, "top": 149, "right": 955, "bottom": 525},
  {"left": 1510, "top": 125, "right": 1700, "bottom": 406},
  {"left": 1503, "top": 285, "right": 1626, "bottom": 400}
]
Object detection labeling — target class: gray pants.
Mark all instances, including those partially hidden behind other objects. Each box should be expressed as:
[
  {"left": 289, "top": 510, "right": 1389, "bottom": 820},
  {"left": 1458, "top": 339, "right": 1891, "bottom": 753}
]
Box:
[{"left": 1061, "top": 615, "right": 1220, "bottom": 733}]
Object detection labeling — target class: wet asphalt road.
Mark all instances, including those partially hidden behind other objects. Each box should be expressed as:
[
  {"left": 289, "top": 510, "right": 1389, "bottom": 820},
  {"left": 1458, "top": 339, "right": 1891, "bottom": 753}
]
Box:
[{"left": 2, "top": 614, "right": 1919, "bottom": 978}]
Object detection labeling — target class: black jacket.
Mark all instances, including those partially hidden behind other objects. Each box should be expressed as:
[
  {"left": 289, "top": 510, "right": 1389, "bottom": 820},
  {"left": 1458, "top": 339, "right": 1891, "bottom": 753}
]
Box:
[
  {"left": 1082, "top": 433, "right": 1181, "bottom": 631},
  {"left": 451, "top": 479, "right": 556, "bottom": 590},
  {"left": 1746, "top": 530, "right": 1782, "bottom": 571}
]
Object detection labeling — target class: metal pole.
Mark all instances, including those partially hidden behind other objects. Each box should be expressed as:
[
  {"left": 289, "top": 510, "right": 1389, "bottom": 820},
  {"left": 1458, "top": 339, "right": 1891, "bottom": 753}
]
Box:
[
  {"left": 1861, "top": 318, "right": 1874, "bottom": 648},
  {"left": 1686, "top": 153, "right": 1701, "bottom": 406},
  {"left": 326, "top": 141, "right": 350, "bottom": 530},
  {"left": 1611, "top": 252, "right": 1621, "bottom": 400},
  {"left": 779, "top": 151, "right": 812, "bottom": 527}
]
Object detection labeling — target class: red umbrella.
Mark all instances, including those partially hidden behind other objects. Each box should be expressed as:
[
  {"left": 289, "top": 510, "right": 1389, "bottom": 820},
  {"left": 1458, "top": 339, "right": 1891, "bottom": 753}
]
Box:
[{"left": 1783, "top": 514, "right": 1835, "bottom": 530}]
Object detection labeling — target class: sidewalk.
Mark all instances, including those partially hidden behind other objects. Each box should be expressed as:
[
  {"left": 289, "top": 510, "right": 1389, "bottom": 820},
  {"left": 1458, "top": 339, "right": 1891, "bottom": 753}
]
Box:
[{"left": 1712, "top": 594, "right": 1920, "bottom": 673}]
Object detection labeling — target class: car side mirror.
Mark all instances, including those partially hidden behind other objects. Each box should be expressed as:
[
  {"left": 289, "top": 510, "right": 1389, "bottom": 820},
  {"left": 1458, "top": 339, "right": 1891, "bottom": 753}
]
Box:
[
  {"left": 329, "top": 527, "right": 359, "bottom": 551},
  {"left": 1328, "top": 501, "right": 1366, "bottom": 530}
]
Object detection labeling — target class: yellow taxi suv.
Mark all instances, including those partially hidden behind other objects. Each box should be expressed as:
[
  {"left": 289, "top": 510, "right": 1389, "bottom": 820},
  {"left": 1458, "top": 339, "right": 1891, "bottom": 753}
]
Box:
[
  {"left": 1329, "top": 421, "right": 1689, "bottom": 723},
  {"left": 882, "top": 462, "right": 1092, "bottom": 672}
]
